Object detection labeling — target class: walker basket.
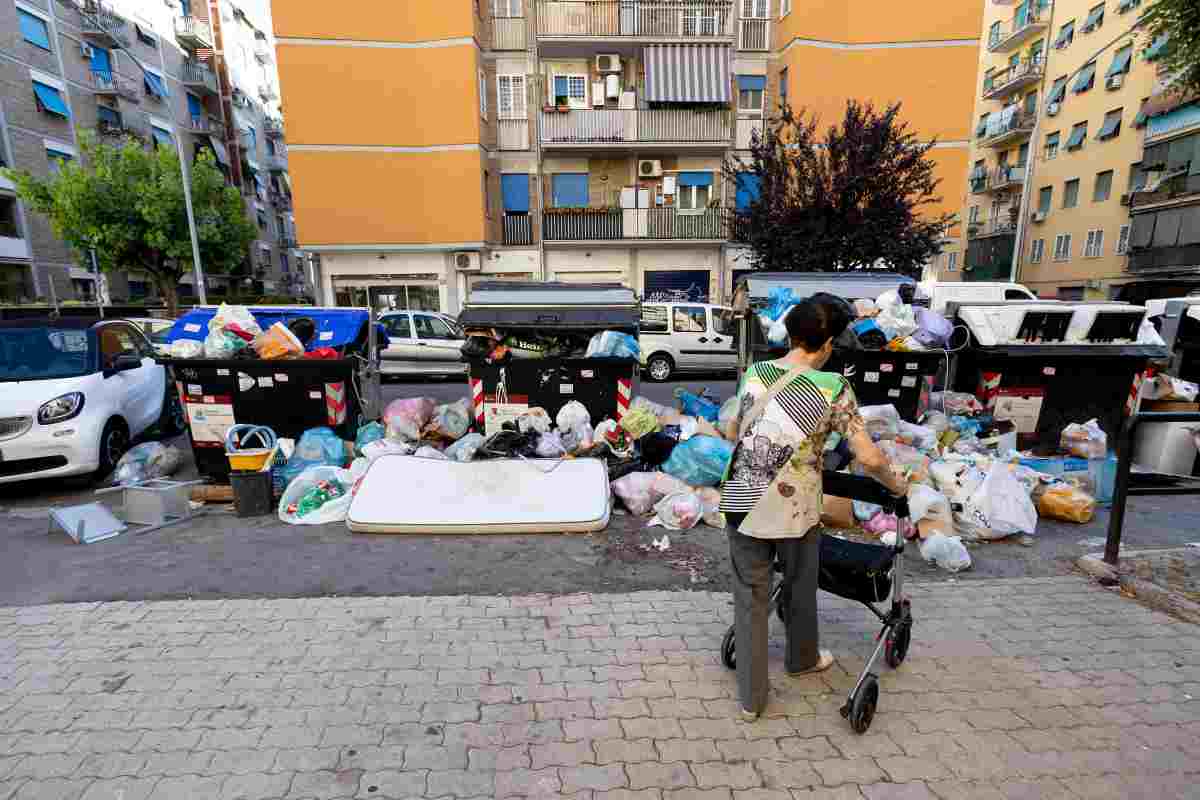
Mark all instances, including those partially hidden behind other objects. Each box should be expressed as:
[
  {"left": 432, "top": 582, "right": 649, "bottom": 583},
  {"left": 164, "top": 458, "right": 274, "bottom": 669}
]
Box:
[{"left": 818, "top": 534, "right": 895, "bottom": 606}]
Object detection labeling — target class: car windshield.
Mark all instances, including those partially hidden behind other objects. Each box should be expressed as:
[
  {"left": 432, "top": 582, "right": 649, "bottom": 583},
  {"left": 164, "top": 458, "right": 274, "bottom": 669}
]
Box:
[{"left": 0, "top": 327, "right": 95, "bottom": 382}]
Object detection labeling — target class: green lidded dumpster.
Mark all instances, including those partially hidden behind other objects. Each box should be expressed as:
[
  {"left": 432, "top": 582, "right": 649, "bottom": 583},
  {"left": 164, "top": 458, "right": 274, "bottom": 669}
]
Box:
[
  {"left": 458, "top": 282, "right": 640, "bottom": 431},
  {"left": 730, "top": 272, "right": 942, "bottom": 422},
  {"left": 947, "top": 300, "right": 1169, "bottom": 452},
  {"left": 159, "top": 306, "right": 381, "bottom": 482}
]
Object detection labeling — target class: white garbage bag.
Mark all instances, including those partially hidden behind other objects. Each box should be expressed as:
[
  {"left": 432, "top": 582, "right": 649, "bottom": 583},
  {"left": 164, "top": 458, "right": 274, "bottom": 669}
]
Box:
[
  {"left": 957, "top": 463, "right": 1038, "bottom": 539},
  {"left": 278, "top": 466, "right": 356, "bottom": 526},
  {"left": 648, "top": 491, "right": 704, "bottom": 531},
  {"left": 919, "top": 532, "right": 972, "bottom": 572}
]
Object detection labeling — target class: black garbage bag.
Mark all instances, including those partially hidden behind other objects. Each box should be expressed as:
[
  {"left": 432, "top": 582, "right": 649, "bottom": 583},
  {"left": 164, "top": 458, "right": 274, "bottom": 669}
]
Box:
[
  {"left": 638, "top": 431, "right": 678, "bottom": 467},
  {"left": 857, "top": 329, "right": 889, "bottom": 350},
  {"left": 287, "top": 317, "right": 317, "bottom": 348},
  {"left": 461, "top": 336, "right": 494, "bottom": 360},
  {"left": 607, "top": 457, "right": 651, "bottom": 481},
  {"left": 477, "top": 429, "right": 539, "bottom": 459}
]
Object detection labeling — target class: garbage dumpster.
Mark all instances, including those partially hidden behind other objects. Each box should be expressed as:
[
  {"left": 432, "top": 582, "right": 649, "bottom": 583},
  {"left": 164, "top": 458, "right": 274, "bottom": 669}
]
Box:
[
  {"left": 947, "top": 301, "right": 1169, "bottom": 452},
  {"left": 730, "top": 273, "right": 943, "bottom": 422},
  {"left": 457, "top": 282, "right": 640, "bottom": 430},
  {"left": 1150, "top": 297, "right": 1200, "bottom": 386},
  {"left": 159, "top": 306, "right": 381, "bottom": 481}
]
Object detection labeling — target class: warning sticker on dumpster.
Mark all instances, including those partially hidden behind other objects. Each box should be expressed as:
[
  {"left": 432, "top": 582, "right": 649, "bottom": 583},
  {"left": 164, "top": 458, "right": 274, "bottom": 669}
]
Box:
[
  {"left": 1043, "top": 367, "right": 1056, "bottom": 376},
  {"left": 880, "top": 363, "right": 894, "bottom": 373},
  {"left": 186, "top": 401, "right": 235, "bottom": 445},
  {"left": 906, "top": 362, "right": 918, "bottom": 371},
  {"left": 258, "top": 376, "right": 274, "bottom": 388},
  {"left": 993, "top": 388, "right": 1045, "bottom": 434},
  {"left": 888, "top": 389, "right": 901, "bottom": 398},
  {"left": 187, "top": 384, "right": 202, "bottom": 396},
  {"left": 901, "top": 376, "right": 917, "bottom": 388},
  {"left": 183, "top": 323, "right": 201, "bottom": 333},
  {"left": 309, "top": 390, "right": 321, "bottom": 399},
  {"left": 864, "top": 372, "right": 880, "bottom": 383},
  {"left": 238, "top": 373, "right": 254, "bottom": 392},
  {"left": 274, "top": 373, "right": 288, "bottom": 382},
  {"left": 560, "top": 384, "right": 574, "bottom": 394}
]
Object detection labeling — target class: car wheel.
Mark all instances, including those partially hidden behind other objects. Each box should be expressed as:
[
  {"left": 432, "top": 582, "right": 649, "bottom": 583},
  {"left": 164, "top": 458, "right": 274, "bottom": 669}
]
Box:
[
  {"left": 646, "top": 354, "right": 674, "bottom": 382},
  {"left": 154, "top": 384, "right": 187, "bottom": 437},
  {"left": 95, "top": 418, "right": 129, "bottom": 482}
]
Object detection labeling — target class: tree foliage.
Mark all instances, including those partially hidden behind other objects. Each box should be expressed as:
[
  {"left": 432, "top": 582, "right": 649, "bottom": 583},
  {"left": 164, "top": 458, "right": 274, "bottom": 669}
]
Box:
[
  {"left": 1143, "top": 0, "right": 1200, "bottom": 100},
  {"left": 1, "top": 131, "right": 256, "bottom": 315},
  {"left": 724, "top": 101, "right": 952, "bottom": 278}
]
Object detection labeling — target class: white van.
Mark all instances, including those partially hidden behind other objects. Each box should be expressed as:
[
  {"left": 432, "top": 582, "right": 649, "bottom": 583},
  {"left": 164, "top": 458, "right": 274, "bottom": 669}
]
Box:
[
  {"left": 918, "top": 281, "right": 1036, "bottom": 314},
  {"left": 639, "top": 302, "right": 737, "bottom": 381}
]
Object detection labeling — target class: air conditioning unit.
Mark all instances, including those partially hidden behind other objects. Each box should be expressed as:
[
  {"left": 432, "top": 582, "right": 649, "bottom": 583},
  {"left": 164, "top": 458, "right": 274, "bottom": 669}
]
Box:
[
  {"left": 454, "top": 251, "right": 481, "bottom": 271},
  {"left": 80, "top": 42, "right": 94, "bottom": 58},
  {"left": 639, "top": 159, "right": 663, "bottom": 177},
  {"left": 1032, "top": 211, "right": 1047, "bottom": 223},
  {"left": 596, "top": 54, "right": 621, "bottom": 73},
  {"left": 1107, "top": 73, "right": 1125, "bottom": 90},
  {"left": 1120, "top": 193, "right": 1131, "bottom": 206},
  {"left": 1047, "top": 102, "right": 1061, "bottom": 116}
]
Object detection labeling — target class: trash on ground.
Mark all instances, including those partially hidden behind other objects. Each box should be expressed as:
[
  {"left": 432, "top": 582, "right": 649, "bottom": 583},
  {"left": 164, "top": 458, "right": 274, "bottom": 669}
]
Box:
[
  {"left": 279, "top": 466, "right": 356, "bottom": 525},
  {"left": 112, "top": 442, "right": 184, "bottom": 486}
]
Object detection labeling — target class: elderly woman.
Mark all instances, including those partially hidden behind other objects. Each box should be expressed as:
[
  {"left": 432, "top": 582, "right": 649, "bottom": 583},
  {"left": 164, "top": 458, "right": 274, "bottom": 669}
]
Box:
[{"left": 720, "top": 296, "right": 906, "bottom": 720}]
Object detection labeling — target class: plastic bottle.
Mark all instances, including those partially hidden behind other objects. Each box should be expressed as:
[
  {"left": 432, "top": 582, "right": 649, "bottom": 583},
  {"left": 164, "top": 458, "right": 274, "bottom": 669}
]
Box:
[{"left": 296, "top": 479, "right": 345, "bottom": 518}]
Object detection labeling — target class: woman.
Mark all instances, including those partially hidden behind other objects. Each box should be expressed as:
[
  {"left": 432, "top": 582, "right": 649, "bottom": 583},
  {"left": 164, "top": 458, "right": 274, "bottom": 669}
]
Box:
[{"left": 720, "top": 296, "right": 906, "bottom": 720}]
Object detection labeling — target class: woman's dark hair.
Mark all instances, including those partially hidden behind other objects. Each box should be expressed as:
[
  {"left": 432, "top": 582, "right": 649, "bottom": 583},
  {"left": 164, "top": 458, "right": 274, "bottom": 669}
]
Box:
[{"left": 784, "top": 294, "right": 853, "bottom": 352}]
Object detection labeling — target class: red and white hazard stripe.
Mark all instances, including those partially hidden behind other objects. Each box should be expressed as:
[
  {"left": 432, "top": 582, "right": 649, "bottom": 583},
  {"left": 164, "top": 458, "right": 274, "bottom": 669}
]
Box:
[
  {"left": 325, "top": 382, "right": 347, "bottom": 426},
  {"left": 1127, "top": 369, "right": 1148, "bottom": 416},
  {"left": 616, "top": 376, "right": 632, "bottom": 421},
  {"left": 470, "top": 378, "right": 485, "bottom": 429}
]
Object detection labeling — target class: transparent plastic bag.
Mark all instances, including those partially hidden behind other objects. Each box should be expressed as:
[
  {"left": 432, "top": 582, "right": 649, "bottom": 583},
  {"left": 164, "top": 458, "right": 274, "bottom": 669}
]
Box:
[
  {"left": 254, "top": 322, "right": 304, "bottom": 360},
  {"left": 674, "top": 389, "right": 720, "bottom": 422},
  {"left": 517, "top": 407, "right": 552, "bottom": 435},
  {"left": 414, "top": 445, "right": 447, "bottom": 460},
  {"left": 535, "top": 431, "right": 566, "bottom": 458},
  {"left": 278, "top": 466, "right": 355, "bottom": 525},
  {"left": 428, "top": 399, "right": 471, "bottom": 441},
  {"left": 586, "top": 331, "right": 641, "bottom": 361},
  {"left": 631, "top": 396, "right": 673, "bottom": 419},
  {"left": 113, "top": 442, "right": 183, "bottom": 485},
  {"left": 695, "top": 487, "right": 724, "bottom": 528},
  {"left": 896, "top": 421, "right": 937, "bottom": 452},
  {"left": 354, "top": 422, "right": 385, "bottom": 456},
  {"left": 648, "top": 491, "right": 704, "bottom": 531},
  {"left": 930, "top": 392, "right": 983, "bottom": 416},
  {"left": 1060, "top": 418, "right": 1107, "bottom": 459},
  {"left": 361, "top": 438, "right": 413, "bottom": 462},
  {"left": 611, "top": 472, "right": 660, "bottom": 515},
  {"left": 619, "top": 405, "right": 660, "bottom": 439},
  {"left": 169, "top": 339, "right": 203, "bottom": 359},
  {"left": 556, "top": 400, "right": 591, "bottom": 432},
  {"left": 384, "top": 397, "right": 436, "bottom": 442},
  {"left": 208, "top": 303, "right": 262, "bottom": 338},
  {"left": 446, "top": 432, "right": 486, "bottom": 462},
  {"left": 660, "top": 435, "right": 734, "bottom": 487},
  {"left": 919, "top": 532, "right": 972, "bottom": 572},
  {"left": 203, "top": 328, "right": 246, "bottom": 359},
  {"left": 1036, "top": 482, "right": 1096, "bottom": 523},
  {"left": 718, "top": 396, "right": 739, "bottom": 433}
]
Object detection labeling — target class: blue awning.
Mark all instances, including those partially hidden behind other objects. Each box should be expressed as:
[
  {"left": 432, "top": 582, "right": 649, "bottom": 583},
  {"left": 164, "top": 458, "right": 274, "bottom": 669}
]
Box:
[
  {"left": 32, "top": 82, "right": 69, "bottom": 117},
  {"left": 501, "top": 174, "right": 530, "bottom": 213},
  {"left": 735, "top": 173, "right": 761, "bottom": 211},
  {"left": 144, "top": 72, "right": 169, "bottom": 98},
  {"left": 678, "top": 171, "right": 713, "bottom": 187},
  {"left": 152, "top": 126, "right": 173, "bottom": 148},
  {"left": 18, "top": 9, "right": 51, "bottom": 49},
  {"left": 166, "top": 307, "right": 381, "bottom": 352},
  {"left": 737, "top": 75, "right": 766, "bottom": 91}
]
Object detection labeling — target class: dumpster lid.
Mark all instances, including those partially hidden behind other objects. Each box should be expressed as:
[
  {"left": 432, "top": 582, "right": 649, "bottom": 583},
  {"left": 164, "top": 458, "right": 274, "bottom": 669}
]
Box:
[
  {"left": 733, "top": 271, "right": 916, "bottom": 304},
  {"left": 951, "top": 301, "right": 1166, "bottom": 353},
  {"left": 165, "top": 306, "right": 372, "bottom": 350},
  {"left": 459, "top": 281, "right": 639, "bottom": 329}
]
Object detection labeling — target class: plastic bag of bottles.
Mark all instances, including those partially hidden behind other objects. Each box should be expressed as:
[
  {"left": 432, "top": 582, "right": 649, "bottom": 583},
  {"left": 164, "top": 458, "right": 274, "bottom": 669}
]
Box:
[{"left": 278, "top": 466, "right": 355, "bottom": 525}]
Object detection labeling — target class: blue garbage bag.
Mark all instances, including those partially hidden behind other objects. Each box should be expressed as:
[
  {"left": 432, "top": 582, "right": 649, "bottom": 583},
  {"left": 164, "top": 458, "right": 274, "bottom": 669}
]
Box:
[
  {"left": 586, "top": 331, "right": 641, "bottom": 361},
  {"left": 764, "top": 286, "right": 799, "bottom": 322},
  {"left": 674, "top": 388, "right": 720, "bottom": 423},
  {"left": 354, "top": 421, "right": 385, "bottom": 456},
  {"left": 660, "top": 435, "right": 734, "bottom": 487},
  {"left": 280, "top": 426, "right": 347, "bottom": 487}
]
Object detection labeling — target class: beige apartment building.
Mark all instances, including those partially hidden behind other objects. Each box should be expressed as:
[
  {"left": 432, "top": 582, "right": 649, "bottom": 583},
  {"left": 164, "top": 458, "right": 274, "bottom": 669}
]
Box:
[
  {"left": 0, "top": 0, "right": 304, "bottom": 305},
  {"left": 948, "top": 0, "right": 1178, "bottom": 299}
]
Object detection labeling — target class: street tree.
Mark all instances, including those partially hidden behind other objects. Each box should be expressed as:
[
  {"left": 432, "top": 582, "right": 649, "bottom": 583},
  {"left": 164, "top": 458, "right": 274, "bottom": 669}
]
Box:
[
  {"left": 2, "top": 131, "right": 256, "bottom": 315},
  {"left": 1143, "top": 0, "right": 1200, "bottom": 100},
  {"left": 725, "top": 101, "right": 953, "bottom": 277}
]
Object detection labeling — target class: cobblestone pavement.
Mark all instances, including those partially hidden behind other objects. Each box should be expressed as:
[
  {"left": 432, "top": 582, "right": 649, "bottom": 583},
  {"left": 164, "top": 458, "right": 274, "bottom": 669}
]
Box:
[{"left": 1, "top": 577, "right": 1199, "bottom": 800}]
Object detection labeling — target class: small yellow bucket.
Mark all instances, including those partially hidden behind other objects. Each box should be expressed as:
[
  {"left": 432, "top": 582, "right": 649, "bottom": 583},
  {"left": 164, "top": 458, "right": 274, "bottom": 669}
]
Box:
[
  {"left": 224, "top": 424, "right": 279, "bottom": 472},
  {"left": 227, "top": 448, "right": 274, "bottom": 472}
]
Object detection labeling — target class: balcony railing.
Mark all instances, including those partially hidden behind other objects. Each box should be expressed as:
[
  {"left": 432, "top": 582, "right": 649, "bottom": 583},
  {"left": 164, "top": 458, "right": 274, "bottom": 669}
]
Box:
[
  {"left": 537, "top": 0, "right": 735, "bottom": 39},
  {"left": 542, "top": 207, "right": 726, "bottom": 241},
  {"left": 738, "top": 17, "right": 769, "bottom": 50},
  {"left": 278, "top": 235, "right": 297, "bottom": 249},
  {"left": 503, "top": 214, "right": 534, "bottom": 245},
  {"left": 80, "top": 2, "right": 130, "bottom": 48},
  {"left": 263, "top": 118, "right": 285, "bottom": 139},
  {"left": 174, "top": 15, "right": 214, "bottom": 50},
  {"left": 268, "top": 189, "right": 292, "bottom": 210},
  {"left": 499, "top": 118, "right": 531, "bottom": 150},
  {"left": 1130, "top": 172, "right": 1200, "bottom": 209},
  {"left": 266, "top": 152, "right": 288, "bottom": 172},
  {"left": 987, "top": 2, "right": 1052, "bottom": 53},
  {"left": 180, "top": 62, "right": 218, "bottom": 95},
  {"left": 493, "top": 17, "right": 527, "bottom": 50},
  {"left": 89, "top": 70, "right": 140, "bottom": 103},
  {"left": 967, "top": 219, "right": 1019, "bottom": 238},
  {"left": 978, "top": 109, "right": 1036, "bottom": 148},
  {"left": 969, "top": 165, "right": 1027, "bottom": 194},
  {"left": 186, "top": 115, "right": 221, "bottom": 134},
  {"left": 982, "top": 58, "right": 1044, "bottom": 100},
  {"left": 540, "top": 108, "right": 731, "bottom": 146}
]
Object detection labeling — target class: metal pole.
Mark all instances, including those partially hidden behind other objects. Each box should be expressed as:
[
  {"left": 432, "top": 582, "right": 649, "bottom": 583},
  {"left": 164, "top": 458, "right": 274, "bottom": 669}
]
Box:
[
  {"left": 89, "top": 248, "right": 104, "bottom": 318},
  {"left": 174, "top": 133, "right": 208, "bottom": 305},
  {"left": 1103, "top": 414, "right": 1138, "bottom": 566}
]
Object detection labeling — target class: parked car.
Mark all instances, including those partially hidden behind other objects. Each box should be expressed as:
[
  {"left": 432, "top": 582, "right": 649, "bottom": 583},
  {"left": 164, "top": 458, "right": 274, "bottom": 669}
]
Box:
[
  {"left": 917, "top": 281, "right": 1036, "bottom": 314},
  {"left": 125, "top": 317, "right": 176, "bottom": 356},
  {"left": 378, "top": 310, "right": 467, "bottom": 378},
  {"left": 640, "top": 302, "right": 737, "bottom": 381},
  {"left": 0, "top": 318, "right": 183, "bottom": 484}
]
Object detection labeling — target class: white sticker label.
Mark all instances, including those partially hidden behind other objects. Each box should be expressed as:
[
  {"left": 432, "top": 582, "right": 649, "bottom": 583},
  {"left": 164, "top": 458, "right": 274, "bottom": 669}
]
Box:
[
  {"left": 187, "top": 384, "right": 202, "bottom": 395},
  {"left": 880, "top": 363, "right": 895, "bottom": 373},
  {"left": 319, "top": 331, "right": 334, "bottom": 341},
  {"left": 888, "top": 389, "right": 901, "bottom": 398},
  {"left": 258, "top": 376, "right": 274, "bottom": 388},
  {"left": 216, "top": 369, "right": 230, "bottom": 376},
  {"left": 1043, "top": 366, "right": 1056, "bottom": 376},
  {"left": 901, "top": 376, "right": 917, "bottom": 388},
  {"left": 581, "top": 370, "right": 594, "bottom": 379},
  {"left": 202, "top": 395, "right": 215, "bottom": 404},
  {"left": 238, "top": 373, "right": 254, "bottom": 392},
  {"left": 906, "top": 362, "right": 918, "bottom": 371},
  {"left": 275, "top": 373, "right": 288, "bottom": 382},
  {"left": 309, "top": 390, "right": 322, "bottom": 399},
  {"left": 186, "top": 402, "right": 235, "bottom": 444},
  {"left": 183, "top": 323, "right": 201, "bottom": 333},
  {"left": 560, "top": 384, "right": 574, "bottom": 394},
  {"left": 864, "top": 372, "right": 880, "bottom": 383}
]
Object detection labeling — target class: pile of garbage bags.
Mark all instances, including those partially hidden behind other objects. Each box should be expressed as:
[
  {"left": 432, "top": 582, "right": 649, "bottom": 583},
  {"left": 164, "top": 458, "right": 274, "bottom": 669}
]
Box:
[
  {"left": 166, "top": 303, "right": 360, "bottom": 361},
  {"left": 760, "top": 286, "right": 953, "bottom": 353},
  {"left": 459, "top": 327, "right": 641, "bottom": 365}
]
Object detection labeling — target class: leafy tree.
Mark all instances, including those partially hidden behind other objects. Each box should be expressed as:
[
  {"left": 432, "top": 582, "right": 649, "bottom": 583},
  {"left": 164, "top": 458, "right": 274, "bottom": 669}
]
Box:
[
  {"left": 725, "top": 101, "right": 952, "bottom": 278},
  {"left": 1, "top": 131, "right": 256, "bottom": 315},
  {"left": 1143, "top": 0, "right": 1200, "bottom": 100}
]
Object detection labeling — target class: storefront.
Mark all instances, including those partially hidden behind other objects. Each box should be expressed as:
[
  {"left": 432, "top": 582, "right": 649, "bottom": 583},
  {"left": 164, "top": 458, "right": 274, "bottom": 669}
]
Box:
[{"left": 332, "top": 277, "right": 443, "bottom": 314}]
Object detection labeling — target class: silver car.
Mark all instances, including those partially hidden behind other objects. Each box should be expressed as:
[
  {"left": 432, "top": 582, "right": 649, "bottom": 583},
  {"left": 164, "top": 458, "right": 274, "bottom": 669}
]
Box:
[
  {"left": 640, "top": 302, "right": 737, "bottom": 381},
  {"left": 378, "top": 311, "right": 467, "bottom": 378}
]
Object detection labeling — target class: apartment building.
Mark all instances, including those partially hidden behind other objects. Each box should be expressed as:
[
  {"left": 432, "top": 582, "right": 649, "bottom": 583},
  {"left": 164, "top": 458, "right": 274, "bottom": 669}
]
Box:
[
  {"left": 0, "top": 0, "right": 302, "bottom": 306},
  {"left": 273, "top": 0, "right": 981, "bottom": 314},
  {"left": 951, "top": 0, "right": 1179, "bottom": 299}
]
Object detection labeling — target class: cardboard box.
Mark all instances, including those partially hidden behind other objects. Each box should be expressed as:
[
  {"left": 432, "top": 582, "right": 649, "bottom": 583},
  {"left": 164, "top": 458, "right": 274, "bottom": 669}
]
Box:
[
  {"left": 1141, "top": 401, "right": 1200, "bottom": 413},
  {"left": 821, "top": 495, "right": 856, "bottom": 529}
]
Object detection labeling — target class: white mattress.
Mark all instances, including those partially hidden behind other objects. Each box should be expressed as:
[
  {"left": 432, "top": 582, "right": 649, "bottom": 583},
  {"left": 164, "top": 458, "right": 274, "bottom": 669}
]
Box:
[{"left": 346, "top": 455, "right": 612, "bottom": 534}]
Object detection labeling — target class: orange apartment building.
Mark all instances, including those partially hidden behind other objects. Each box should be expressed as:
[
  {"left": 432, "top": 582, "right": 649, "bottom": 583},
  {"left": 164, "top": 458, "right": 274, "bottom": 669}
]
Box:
[{"left": 273, "top": 0, "right": 983, "bottom": 314}]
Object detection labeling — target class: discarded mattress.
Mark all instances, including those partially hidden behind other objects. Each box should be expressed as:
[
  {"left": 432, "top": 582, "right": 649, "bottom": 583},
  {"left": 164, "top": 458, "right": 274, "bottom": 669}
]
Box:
[{"left": 346, "top": 455, "right": 611, "bottom": 534}]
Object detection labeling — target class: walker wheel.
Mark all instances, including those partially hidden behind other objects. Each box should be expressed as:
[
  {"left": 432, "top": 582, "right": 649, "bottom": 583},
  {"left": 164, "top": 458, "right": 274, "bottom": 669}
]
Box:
[
  {"left": 885, "top": 620, "right": 911, "bottom": 669},
  {"left": 842, "top": 675, "right": 879, "bottom": 734},
  {"left": 721, "top": 625, "right": 736, "bottom": 670}
]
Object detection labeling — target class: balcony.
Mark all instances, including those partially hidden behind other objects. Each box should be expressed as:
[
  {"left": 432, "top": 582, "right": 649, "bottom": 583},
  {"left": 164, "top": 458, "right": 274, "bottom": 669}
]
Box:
[
  {"left": 537, "top": 0, "right": 735, "bottom": 42},
  {"left": 266, "top": 152, "right": 288, "bottom": 172},
  {"left": 79, "top": 2, "right": 130, "bottom": 48},
  {"left": 269, "top": 189, "right": 292, "bottom": 210},
  {"left": 540, "top": 108, "right": 731, "bottom": 148},
  {"left": 978, "top": 109, "right": 1036, "bottom": 148},
  {"left": 987, "top": 2, "right": 1052, "bottom": 53},
  {"left": 967, "top": 218, "right": 1019, "bottom": 239},
  {"left": 88, "top": 71, "right": 140, "bottom": 103},
  {"left": 186, "top": 114, "right": 221, "bottom": 134},
  {"left": 499, "top": 118, "right": 531, "bottom": 151},
  {"left": 738, "top": 17, "right": 769, "bottom": 51},
  {"left": 982, "top": 58, "right": 1044, "bottom": 100},
  {"left": 98, "top": 110, "right": 149, "bottom": 141},
  {"left": 542, "top": 207, "right": 726, "bottom": 241},
  {"left": 259, "top": 85, "right": 279, "bottom": 103},
  {"left": 181, "top": 62, "right": 219, "bottom": 96},
  {"left": 263, "top": 118, "right": 285, "bottom": 139},
  {"left": 503, "top": 214, "right": 534, "bottom": 246},
  {"left": 174, "top": 15, "right": 214, "bottom": 50},
  {"left": 254, "top": 41, "right": 272, "bottom": 64},
  {"left": 493, "top": 16, "right": 527, "bottom": 50},
  {"left": 1130, "top": 171, "right": 1200, "bottom": 210}
]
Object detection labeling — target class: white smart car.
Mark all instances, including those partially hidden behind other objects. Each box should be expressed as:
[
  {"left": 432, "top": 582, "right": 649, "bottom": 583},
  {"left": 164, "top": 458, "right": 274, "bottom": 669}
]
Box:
[{"left": 0, "top": 317, "right": 183, "bottom": 484}]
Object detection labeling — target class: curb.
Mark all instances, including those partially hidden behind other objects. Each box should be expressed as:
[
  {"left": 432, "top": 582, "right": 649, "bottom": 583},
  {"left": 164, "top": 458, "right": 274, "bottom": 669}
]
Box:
[{"left": 1077, "top": 551, "right": 1200, "bottom": 624}]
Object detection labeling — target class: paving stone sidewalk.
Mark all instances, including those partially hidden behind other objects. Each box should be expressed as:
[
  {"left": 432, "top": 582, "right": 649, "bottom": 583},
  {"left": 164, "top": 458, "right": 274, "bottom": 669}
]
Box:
[{"left": 1, "top": 577, "right": 1199, "bottom": 800}]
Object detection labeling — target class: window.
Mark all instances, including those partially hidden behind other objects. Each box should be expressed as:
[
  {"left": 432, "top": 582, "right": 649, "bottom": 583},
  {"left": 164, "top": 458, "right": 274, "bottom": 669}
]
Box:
[
  {"left": 640, "top": 305, "right": 669, "bottom": 334},
  {"left": 18, "top": 7, "right": 51, "bottom": 51},
  {"left": 1097, "top": 108, "right": 1122, "bottom": 140},
  {"left": 494, "top": 0, "right": 523, "bottom": 18},
  {"left": 989, "top": 21, "right": 1002, "bottom": 47},
  {"left": 677, "top": 172, "right": 713, "bottom": 212},
  {"left": 1053, "top": 233, "right": 1073, "bottom": 261},
  {"left": 1023, "top": 91, "right": 1038, "bottom": 116},
  {"left": 1144, "top": 33, "right": 1169, "bottom": 63},
  {"left": 1038, "top": 186, "right": 1053, "bottom": 214},
  {"left": 144, "top": 71, "right": 169, "bottom": 100},
  {"left": 550, "top": 74, "right": 587, "bottom": 109},
  {"left": 1047, "top": 75, "right": 1068, "bottom": 106},
  {"left": 32, "top": 80, "right": 69, "bottom": 118},
  {"left": 1073, "top": 61, "right": 1097, "bottom": 93},
  {"left": 497, "top": 74, "right": 527, "bottom": 119},
  {"left": 45, "top": 146, "right": 73, "bottom": 174},
  {"left": 672, "top": 307, "right": 706, "bottom": 333},
  {"left": 744, "top": 0, "right": 768, "bottom": 18},
  {"left": 1045, "top": 131, "right": 1060, "bottom": 160},
  {"left": 383, "top": 315, "right": 412, "bottom": 339},
  {"left": 780, "top": 0, "right": 791, "bottom": 17},
  {"left": 1066, "top": 121, "right": 1087, "bottom": 150},
  {"left": 1107, "top": 44, "right": 1133, "bottom": 81},
  {"left": 413, "top": 314, "right": 456, "bottom": 340},
  {"left": 135, "top": 24, "right": 157, "bottom": 47},
  {"left": 1055, "top": 20, "right": 1075, "bottom": 49},
  {"left": 945, "top": 252, "right": 958, "bottom": 273},
  {"left": 280, "top": 251, "right": 290, "bottom": 274},
  {"left": 1116, "top": 224, "right": 1130, "bottom": 254},
  {"left": 478, "top": 70, "right": 488, "bottom": 118},
  {"left": 779, "top": 67, "right": 788, "bottom": 108},
  {"left": 1031, "top": 238, "right": 1046, "bottom": 263},
  {"left": 97, "top": 105, "right": 120, "bottom": 127},
  {"left": 1094, "top": 170, "right": 1114, "bottom": 202},
  {"left": 714, "top": 309, "right": 736, "bottom": 336},
  {"left": 1017, "top": 142, "right": 1030, "bottom": 167},
  {"left": 976, "top": 113, "right": 989, "bottom": 138},
  {"left": 501, "top": 173, "right": 530, "bottom": 213},
  {"left": 551, "top": 173, "right": 589, "bottom": 208},
  {"left": 1083, "top": 2, "right": 1104, "bottom": 32},
  {"left": 737, "top": 75, "right": 765, "bottom": 113},
  {"left": 1084, "top": 229, "right": 1105, "bottom": 258},
  {"left": 968, "top": 205, "right": 980, "bottom": 224},
  {"left": 0, "top": 197, "right": 20, "bottom": 240},
  {"left": 1117, "top": 0, "right": 1141, "bottom": 13},
  {"left": 256, "top": 210, "right": 267, "bottom": 229},
  {"left": 1063, "top": 178, "right": 1080, "bottom": 208}
]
